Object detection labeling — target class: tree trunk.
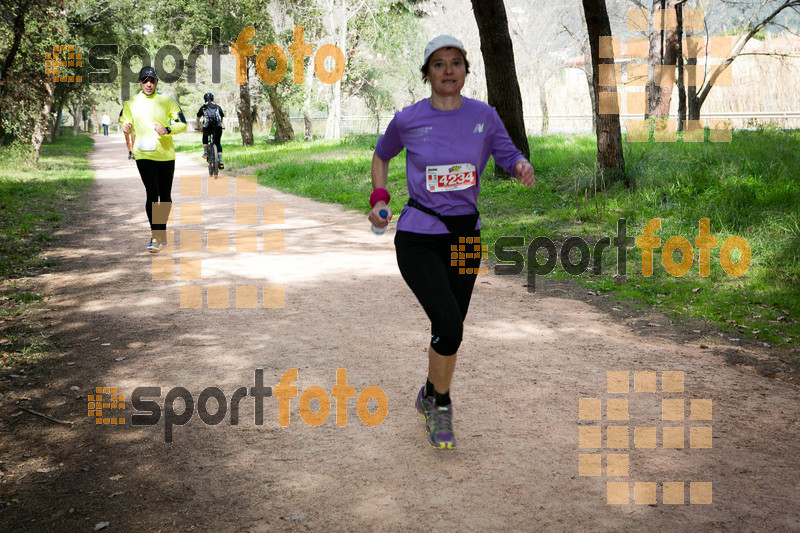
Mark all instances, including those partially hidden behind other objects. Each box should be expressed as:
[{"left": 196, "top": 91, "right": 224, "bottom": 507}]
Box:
[
  {"left": 648, "top": 0, "right": 680, "bottom": 118},
  {"left": 676, "top": 3, "right": 685, "bottom": 132},
  {"left": 539, "top": 81, "right": 549, "bottom": 135},
  {"left": 253, "top": 105, "right": 264, "bottom": 132},
  {"left": 324, "top": 1, "right": 345, "bottom": 141},
  {"left": 0, "top": 3, "right": 27, "bottom": 107},
  {"left": 324, "top": 83, "right": 341, "bottom": 140},
  {"left": 303, "top": 110, "right": 313, "bottom": 140},
  {"left": 31, "top": 81, "right": 55, "bottom": 164},
  {"left": 50, "top": 88, "right": 68, "bottom": 141},
  {"left": 688, "top": 84, "right": 700, "bottom": 121},
  {"left": 51, "top": 106, "right": 63, "bottom": 142},
  {"left": 582, "top": 0, "right": 626, "bottom": 184},
  {"left": 71, "top": 101, "right": 81, "bottom": 136},
  {"left": 303, "top": 75, "right": 314, "bottom": 141},
  {"left": 645, "top": 0, "right": 662, "bottom": 118},
  {"left": 470, "top": 0, "right": 530, "bottom": 178},
  {"left": 268, "top": 91, "right": 294, "bottom": 143},
  {"left": 237, "top": 59, "right": 254, "bottom": 146},
  {"left": 686, "top": 35, "right": 699, "bottom": 121}
]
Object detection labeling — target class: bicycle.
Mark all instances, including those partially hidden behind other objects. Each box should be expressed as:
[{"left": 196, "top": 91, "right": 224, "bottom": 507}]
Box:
[{"left": 206, "top": 129, "right": 219, "bottom": 178}]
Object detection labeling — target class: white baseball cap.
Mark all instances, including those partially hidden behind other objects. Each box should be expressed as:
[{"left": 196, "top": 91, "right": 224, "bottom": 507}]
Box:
[{"left": 423, "top": 35, "right": 467, "bottom": 65}]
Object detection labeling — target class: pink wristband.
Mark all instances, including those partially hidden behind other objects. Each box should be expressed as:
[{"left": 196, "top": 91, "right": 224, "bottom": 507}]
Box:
[{"left": 370, "top": 188, "right": 390, "bottom": 208}]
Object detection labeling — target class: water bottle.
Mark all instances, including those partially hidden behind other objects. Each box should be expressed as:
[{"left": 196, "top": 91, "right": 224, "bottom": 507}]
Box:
[{"left": 371, "top": 209, "right": 389, "bottom": 235}]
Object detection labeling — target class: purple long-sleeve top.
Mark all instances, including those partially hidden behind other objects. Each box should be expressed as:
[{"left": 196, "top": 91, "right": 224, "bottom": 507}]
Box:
[{"left": 375, "top": 97, "right": 526, "bottom": 234}]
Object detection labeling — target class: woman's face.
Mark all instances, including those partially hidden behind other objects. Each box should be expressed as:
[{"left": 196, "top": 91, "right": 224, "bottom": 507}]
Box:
[{"left": 427, "top": 47, "right": 466, "bottom": 98}]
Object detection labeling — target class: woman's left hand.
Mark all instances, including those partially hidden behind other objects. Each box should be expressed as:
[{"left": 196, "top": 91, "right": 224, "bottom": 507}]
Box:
[{"left": 515, "top": 159, "right": 535, "bottom": 187}]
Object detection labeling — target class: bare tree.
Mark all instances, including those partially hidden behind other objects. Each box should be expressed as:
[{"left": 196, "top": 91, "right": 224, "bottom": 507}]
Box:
[
  {"left": 582, "top": 0, "right": 626, "bottom": 183},
  {"left": 561, "top": 4, "right": 598, "bottom": 133},
  {"left": 646, "top": 0, "right": 681, "bottom": 118},
  {"left": 689, "top": 0, "right": 800, "bottom": 120}
]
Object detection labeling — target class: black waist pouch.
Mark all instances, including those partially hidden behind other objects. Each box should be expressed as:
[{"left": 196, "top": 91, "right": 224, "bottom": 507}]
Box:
[{"left": 407, "top": 198, "right": 479, "bottom": 234}]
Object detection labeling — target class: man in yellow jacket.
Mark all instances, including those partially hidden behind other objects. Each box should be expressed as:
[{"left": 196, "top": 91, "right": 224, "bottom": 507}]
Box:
[{"left": 121, "top": 66, "right": 187, "bottom": 253}]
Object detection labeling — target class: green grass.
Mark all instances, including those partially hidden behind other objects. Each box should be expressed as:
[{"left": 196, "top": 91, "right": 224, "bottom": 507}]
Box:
[
  {"left": 0, "top": 135, "right": 94, "bottom": 370},
  {"left": 173, "top": 129, "right": 800, "bottom": 358},
  {"left": 1, "top": 137, "right": 94, "bottom": 277}
]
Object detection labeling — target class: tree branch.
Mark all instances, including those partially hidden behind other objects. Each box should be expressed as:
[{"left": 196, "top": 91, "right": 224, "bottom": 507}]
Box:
[{"left": 696, "top": 0, "right": 800, "bottom": 109}]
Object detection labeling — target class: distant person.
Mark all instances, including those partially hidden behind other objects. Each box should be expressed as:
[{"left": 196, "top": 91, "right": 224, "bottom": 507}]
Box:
[
  {"left": 120, "top": 102, "right": 135, "bottom": 159},
  {"left": 196, "top": 92, "right": 224, "bottom": 170},
  {"left": 101, "top": 112, "right": 110, "bottom": 136},
  {"left": 368, "top": 35, "right": 535, "bottom": 450},
  {"left": 121, "top": 66, "right": 187, "bottom": 253}
]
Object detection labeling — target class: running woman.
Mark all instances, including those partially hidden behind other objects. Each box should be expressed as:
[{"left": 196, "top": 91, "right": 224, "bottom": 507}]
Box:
[
  {"left": 369, "top": 36, "right": 535, "bottom": 450},
  {"left": 121, "top": 66, "right": 187, "bottom": 253}
]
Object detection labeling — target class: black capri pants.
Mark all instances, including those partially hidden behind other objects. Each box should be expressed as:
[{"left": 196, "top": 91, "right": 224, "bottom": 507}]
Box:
[
  {"left": 202, "top": 125, "right": 223, "bottom": 153},
  {"left": 136, "top": 159, "right": 175, "bottom": 230},
  {"left": 395, "top": 229, "right": 481, "bottom": 356}
]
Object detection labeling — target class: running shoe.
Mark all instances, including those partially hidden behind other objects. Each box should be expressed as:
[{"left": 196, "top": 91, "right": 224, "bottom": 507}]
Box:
[
  {"left": 128, "top": 152, "right": 133, "bottom": 159},
  {"left": 147, "top": 238, "right": 160, "bottom": 253},
  {"left": 218, "top": 162, "right": 224, "bottom": 170},
  {"left": 415, "top": 386, "right": 433, "bottom": 420},
  {"left": 426, "top": 404, "right": 456, "bottom": 450}
]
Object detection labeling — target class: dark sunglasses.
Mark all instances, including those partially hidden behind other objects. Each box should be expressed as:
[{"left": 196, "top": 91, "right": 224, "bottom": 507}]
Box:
[{"left": 139, "top": 77, "right": 157, "bottom": 84}]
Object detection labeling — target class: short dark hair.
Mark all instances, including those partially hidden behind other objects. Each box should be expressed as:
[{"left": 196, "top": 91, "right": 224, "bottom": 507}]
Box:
[{"left": 420, "top": 49, "right": 470, "bottom": 83}]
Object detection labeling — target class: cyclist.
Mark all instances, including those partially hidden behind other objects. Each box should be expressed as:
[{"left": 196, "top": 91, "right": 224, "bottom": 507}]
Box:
[
  {"left": 196, "top": 92, "right": 224, "bottom": 170},
  {"left": 121, "top": 66, "right": 187, "bottom": 253},
  {"left": 369, "top": 36, "right": 535, "bottom": 450}
]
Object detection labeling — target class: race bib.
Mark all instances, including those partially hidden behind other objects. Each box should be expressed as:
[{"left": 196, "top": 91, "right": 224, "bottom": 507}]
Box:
[
  {"left": 137, "top": 138, "right": 157, "bottom": 152},
  {"left": 426, "top": 163, "right": 476, "bottom": 193}
]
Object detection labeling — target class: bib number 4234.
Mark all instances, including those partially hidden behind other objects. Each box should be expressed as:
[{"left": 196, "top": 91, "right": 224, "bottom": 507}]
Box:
[{"left": 426, "top": 163, "right": 476, "bottom": 193}]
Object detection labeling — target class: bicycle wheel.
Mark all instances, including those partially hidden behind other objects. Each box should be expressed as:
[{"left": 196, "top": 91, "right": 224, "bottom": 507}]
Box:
[
  {"left": 207, "top": 138, "right": 218, "bottom": 177},
  {"left": 211, "top": 144, "right": 219, "bottom": 176}
]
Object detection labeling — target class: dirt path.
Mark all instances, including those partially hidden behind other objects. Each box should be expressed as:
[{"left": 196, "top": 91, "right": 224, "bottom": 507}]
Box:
[{"left": 2, "top": 133, "right": 799, "bottom": 532}]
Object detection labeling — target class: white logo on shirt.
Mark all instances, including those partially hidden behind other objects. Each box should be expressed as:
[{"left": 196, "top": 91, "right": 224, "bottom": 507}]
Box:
[
  {"left": 409, "top": 125, "right": 433, "bottom": 140},
  {"left": 473, "top": 123, "right": 485, "bottom": 133}
]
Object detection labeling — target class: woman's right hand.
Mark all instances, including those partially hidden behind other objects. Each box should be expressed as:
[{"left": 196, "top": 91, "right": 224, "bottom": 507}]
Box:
[{"left": 369, "top": 203, "right": 392, "bottom": 228}]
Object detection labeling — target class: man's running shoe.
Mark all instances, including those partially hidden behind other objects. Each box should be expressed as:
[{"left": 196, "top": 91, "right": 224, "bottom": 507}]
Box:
[
  {"left": 415, "top": 386, "right": 433, "bottom": 420},
  {"left": 218, "top": 162, "right": 224, "bottom": 170},
  {"left": 128, "top": 152, "right": 133, "bottom": 159},
  {"left": 426, "top": 404, "right": 456, "bottom": 450},
  {"left": 147, "top": 238, "right": 160, "bottom": 253}
]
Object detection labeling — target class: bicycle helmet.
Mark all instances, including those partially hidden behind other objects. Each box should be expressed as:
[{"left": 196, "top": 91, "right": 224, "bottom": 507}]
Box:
[{"left": 204, "top": 92, "right": 214, "bottom": 102}]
